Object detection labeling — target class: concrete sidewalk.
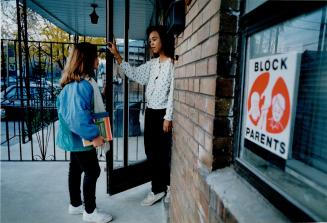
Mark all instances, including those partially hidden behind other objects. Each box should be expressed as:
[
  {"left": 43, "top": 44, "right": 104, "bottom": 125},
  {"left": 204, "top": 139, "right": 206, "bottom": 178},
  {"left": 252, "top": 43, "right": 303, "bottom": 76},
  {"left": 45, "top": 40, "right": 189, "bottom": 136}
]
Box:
[{"left": 0, "top": 161, "right": 165, "bottom": 223}]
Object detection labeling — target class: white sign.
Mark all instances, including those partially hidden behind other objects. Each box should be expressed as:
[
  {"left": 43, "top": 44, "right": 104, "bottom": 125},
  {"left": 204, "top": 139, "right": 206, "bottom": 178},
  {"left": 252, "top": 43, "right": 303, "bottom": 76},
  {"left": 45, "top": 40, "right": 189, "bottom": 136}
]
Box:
[{"left": 244, "top": 52, "right": 301, "bottom": 159}]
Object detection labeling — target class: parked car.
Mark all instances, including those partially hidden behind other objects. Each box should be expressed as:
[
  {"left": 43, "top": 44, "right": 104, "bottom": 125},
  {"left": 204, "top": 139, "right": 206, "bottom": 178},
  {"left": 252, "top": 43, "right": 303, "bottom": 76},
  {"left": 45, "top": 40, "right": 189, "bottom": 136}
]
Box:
[
  {"left": 1, "top": 83, "right": 58, "bottom": 122},
  {"left": 1, "top": 76, "right": 17, "bottom": 92},
  {"left": 113, "top": 101, "right": 142, "bottom": 137}
]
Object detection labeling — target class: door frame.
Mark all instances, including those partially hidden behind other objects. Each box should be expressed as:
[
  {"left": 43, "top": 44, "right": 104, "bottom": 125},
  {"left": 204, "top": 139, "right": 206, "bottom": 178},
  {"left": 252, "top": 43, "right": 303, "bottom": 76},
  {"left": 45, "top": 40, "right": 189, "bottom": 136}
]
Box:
[{"left": 105, "top": 0, "right": 151, "bottom": 195}]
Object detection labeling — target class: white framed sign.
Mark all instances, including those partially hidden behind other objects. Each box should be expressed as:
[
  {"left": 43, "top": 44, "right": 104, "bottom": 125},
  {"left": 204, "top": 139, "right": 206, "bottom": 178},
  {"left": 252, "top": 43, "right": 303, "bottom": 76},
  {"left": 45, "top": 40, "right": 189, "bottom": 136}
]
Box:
[{"left": 244, "top": 52, "right": 301, "bottom": 159}]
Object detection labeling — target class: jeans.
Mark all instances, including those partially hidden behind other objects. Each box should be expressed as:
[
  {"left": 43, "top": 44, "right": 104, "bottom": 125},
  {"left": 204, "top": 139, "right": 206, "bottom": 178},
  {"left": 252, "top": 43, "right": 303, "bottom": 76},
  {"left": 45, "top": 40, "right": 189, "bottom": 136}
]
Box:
[
  {"left": 144, "top": 108, "right": 172, "bottom": 194},
  {"left": 69, "top": 149, "right": 100, "bottom": 213}
]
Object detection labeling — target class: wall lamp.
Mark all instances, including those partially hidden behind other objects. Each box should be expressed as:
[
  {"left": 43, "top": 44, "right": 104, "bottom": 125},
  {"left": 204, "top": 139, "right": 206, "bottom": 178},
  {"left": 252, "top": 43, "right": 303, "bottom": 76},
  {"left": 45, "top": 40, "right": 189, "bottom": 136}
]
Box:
[{"left": 89, "top": 3, "right": 99, "bottom": 24}]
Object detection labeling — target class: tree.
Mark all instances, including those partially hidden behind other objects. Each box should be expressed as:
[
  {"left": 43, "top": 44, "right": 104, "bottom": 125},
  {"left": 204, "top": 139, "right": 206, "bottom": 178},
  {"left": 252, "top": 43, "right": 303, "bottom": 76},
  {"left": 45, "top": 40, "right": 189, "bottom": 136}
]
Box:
[
  {"left": 1, "top": 0, "right": 50, "bottom": 40},
  {"left": 1, "top": 1, "right": 107, "bottom": 77}
]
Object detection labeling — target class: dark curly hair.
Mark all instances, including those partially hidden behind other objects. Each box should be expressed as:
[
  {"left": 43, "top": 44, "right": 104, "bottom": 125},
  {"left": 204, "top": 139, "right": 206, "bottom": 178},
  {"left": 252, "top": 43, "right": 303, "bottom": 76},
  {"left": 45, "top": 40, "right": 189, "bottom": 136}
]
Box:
[{"left": 146, "top": 25, "right": 175, "bottom": 59}]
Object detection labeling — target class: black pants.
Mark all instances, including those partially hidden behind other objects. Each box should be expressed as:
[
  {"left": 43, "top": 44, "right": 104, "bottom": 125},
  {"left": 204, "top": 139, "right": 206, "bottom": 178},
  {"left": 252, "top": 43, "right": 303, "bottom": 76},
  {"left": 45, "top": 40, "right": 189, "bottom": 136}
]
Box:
[
  {"left": 144, "top": 108, "right": 172, "bottom": 194},
  {"left": 69, "top": 149, "right": 100, "bottom": 214}
]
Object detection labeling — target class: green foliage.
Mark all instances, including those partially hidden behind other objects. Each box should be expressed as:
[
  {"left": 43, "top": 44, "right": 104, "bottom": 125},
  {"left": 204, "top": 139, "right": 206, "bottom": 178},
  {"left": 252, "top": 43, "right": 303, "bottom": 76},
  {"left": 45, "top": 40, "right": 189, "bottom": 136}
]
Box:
[{"left": 23, "top": 107, "right": 58, "bottom": 143}]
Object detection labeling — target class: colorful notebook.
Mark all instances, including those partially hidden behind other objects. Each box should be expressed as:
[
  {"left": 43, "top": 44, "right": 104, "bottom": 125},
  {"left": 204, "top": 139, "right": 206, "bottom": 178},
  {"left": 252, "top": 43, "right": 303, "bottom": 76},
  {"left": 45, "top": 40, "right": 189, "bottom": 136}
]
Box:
[{"left": 82, "top": 112, "right": 113, "bottom": 147}]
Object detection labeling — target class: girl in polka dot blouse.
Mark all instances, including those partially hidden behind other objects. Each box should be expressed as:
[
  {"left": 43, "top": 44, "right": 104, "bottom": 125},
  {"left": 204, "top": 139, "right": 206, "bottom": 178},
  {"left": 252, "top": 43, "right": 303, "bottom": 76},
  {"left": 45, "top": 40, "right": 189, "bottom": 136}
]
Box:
[{"left": 108, "top": 25, "right": 174, "bottom": 206}]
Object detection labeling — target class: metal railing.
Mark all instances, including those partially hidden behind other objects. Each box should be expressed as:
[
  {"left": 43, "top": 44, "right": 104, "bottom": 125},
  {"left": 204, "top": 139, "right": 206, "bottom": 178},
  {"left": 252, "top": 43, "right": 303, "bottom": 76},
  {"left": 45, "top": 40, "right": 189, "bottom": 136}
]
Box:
[{"left": 1, "top": 39, "right": 147, "bottom": 162}]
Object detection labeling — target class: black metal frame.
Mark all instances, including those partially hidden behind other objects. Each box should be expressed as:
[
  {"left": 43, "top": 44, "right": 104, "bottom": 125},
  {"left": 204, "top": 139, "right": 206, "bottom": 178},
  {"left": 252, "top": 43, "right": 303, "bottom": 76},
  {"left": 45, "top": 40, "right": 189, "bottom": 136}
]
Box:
[
  {"left": 1, "top": 37, "right": 147, "bottom": 163},
  {"left": 2, "top": 0, "right": 151, "bottom": 196},
  {"left": 235, "top": 1, "right": 327, "bottom": 221},
  {"left": 124, "top": 0, "right": 130, "bottom": 169},
  {"left": 1, "top": 39, "right": 72, "bottom": 161},
  {"left": 105, "top": 0, "right": 151, "bottom": 195},
  {"left": 106, "top": 0, "right": 115, "bottom": 195}
]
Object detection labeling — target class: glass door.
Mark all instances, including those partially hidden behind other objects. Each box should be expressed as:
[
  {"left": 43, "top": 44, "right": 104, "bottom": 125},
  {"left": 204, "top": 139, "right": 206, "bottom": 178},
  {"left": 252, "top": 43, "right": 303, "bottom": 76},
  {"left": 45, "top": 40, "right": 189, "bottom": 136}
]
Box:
[{"left": 105, "top": 0, "right": 154, "bottom": 195}]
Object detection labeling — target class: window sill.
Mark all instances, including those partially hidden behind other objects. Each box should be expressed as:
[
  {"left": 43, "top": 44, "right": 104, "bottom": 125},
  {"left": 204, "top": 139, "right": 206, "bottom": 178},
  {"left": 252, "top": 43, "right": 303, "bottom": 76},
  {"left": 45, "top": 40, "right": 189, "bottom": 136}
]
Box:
[
  {"left": 235, "top": 158, "right": 327, "bottom": 221},
  {"left": 206, "top": 166, "right": 289, "bottom": 223}
]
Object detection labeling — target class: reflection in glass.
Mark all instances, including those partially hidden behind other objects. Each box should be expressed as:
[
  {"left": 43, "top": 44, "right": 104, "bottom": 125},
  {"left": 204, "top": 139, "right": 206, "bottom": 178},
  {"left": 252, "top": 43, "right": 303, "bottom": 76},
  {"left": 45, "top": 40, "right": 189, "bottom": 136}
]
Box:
[
  {"left": 105, "top": 40, "right": 147, "bottom": 168},
  {"left": 246, "top": 7, "right": 327, "bottom": 173},
  {"left": 241, "top": 6, "right": 327, "bottom": 220}
]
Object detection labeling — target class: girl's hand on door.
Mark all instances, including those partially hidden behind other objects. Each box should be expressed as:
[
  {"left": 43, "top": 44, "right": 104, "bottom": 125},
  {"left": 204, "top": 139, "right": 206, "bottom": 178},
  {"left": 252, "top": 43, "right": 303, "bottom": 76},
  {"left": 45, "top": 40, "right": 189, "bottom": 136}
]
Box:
[{"left": 107, "top": 41, "right": 122, "bottom": 64}]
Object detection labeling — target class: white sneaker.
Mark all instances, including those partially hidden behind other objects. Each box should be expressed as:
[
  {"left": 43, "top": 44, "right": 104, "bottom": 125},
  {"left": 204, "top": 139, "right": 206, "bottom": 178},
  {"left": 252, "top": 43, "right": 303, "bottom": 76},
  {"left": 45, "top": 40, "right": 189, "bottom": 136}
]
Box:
[
  {"left": 68, "top": 204, "right": 84, "bottom": 215},
  {"left": 141, "top": 191, "right": 165, "bottom": 206},
  {"left": 83, "top": 208, "right": 113, "bottom": 223},
  {"left": 164, "top": 186, "right": 170, "bottom": 203}
]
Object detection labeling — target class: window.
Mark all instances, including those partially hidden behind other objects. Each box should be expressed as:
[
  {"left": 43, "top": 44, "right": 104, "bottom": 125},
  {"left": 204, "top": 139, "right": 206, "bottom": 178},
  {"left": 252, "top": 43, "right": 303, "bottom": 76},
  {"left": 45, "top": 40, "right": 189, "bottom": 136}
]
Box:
[
  {"left": 245, "top": 0, "right": 267, "bottom": 13},
  {"left": 239, "top": 5, "right": 327, "bottom": 221}
]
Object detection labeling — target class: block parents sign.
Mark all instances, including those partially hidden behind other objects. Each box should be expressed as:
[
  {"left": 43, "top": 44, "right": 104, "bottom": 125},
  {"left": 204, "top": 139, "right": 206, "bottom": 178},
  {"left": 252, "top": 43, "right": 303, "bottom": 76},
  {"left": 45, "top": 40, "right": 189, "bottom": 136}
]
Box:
[{"left": 244, "top": 52, "right": 301, "bottom": 159}]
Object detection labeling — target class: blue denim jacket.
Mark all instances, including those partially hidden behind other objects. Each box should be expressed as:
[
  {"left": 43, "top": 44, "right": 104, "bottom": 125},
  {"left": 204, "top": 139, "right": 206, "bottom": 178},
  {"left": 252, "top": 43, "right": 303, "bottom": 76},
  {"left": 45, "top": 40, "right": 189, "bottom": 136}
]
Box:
[{"left": 56, "top": 80, "right": 99, "bottom": 151}]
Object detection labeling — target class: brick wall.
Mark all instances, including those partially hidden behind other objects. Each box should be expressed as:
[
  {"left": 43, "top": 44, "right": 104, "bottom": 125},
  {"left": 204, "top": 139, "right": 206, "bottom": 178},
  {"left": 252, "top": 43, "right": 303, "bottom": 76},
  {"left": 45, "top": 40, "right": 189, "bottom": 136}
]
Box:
[{"left": 170, "top": 0, "right": 240, "bottom": 222}]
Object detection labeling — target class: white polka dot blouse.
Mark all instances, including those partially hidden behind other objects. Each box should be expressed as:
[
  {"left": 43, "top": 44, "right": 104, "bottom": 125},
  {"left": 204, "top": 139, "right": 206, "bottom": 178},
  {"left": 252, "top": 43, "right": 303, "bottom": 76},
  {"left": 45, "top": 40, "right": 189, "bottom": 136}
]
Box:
[{"left": 120, "top": 57, "right": 174, "bottom": 121}]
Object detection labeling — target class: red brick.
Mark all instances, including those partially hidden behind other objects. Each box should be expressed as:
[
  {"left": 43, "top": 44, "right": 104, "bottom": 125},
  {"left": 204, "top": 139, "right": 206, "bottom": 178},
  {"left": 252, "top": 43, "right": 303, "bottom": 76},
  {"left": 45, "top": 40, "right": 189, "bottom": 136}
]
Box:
[
  {"left": 195, "top": 59, "right": 208, "bottom": 77},
  {"left": 204, "top": 133, "right": 213, "bottom": 154},
  {"left": 208, "top": 56, "right": 217, "bottom": 75},
  {"left": 189, "top": 107, "right": 199, "bottom": 123},
  {"left": 192, "top": 44, "right": 202, "bottom": 62},
  {"left": 194, "top": 94, "right": 204, "bottom": 111},
  {"left": 186, "top": 92, "right": 195, "bottom": 107},
  {"left": 194, "top": 78, "right": 200, "bottom": 92},
  {"left": 206, "top": 96, "right": 215, "bottom": 116},
  {"left": 174, "top": 67, "right": 181, "bottom": 78},
  {"left": 186, "top": 0, "right": 199, "bottom": 25},
  {"left": 180, "top": 41, "right": 188, "bottom": 56},
  {"left": 179, "top": 91, "right": 186, "bottom": 103},
  {"left": 184, "top": 116, "right": 194, "bottom": 136},
  {"left": 210, "top": 14, "right": 220, "bottom": 35},
  {"left": 216, "top": 55, "right": 238, "bottom": 76},
  {"left": 215, "top": 98, "right": 234, "bottom": 116},
  {"left": 195, "top": 95, "right": 215, "bottom": 114},
  {"left": 218, "top": 33, "right": 238, "bottom": 55},
  {"left": 186, "top": 63, "right": 196, "bottom": 77},
  {"left": 179, "top": 66, "right": 186, "bottom": 78},
  {"left": 197, "top": 158, "right": 211, "bottom": 176},
  {"left": 197, "top": 22, "right": 210, "bottom": 43},
  {"left": 201, "top": 34, "right": 219, "bottom": 58},
  {"left": 183, "top": 50, "right": 193, "bottom": 65},
  {"left": 213, "top": 137, "right": 233, "bottom": 155},
  {"left": 175, "top": 79, "right": 183, "bottom": 90},
  {"left": 200, "top": 77, "right": 216, "bottom": 96},
  {"left": 216, "top": 78, "right": 235, "bottom": 97},
  {"left": 199, "top": 112, "right": 214, "bottom": 133},
  {"left": 175, "top": 35, "right": 182, "bottom": 46},
  {"left": 176, "top": 55, "right": 184, "bottom": 68},
  {"left": 174, "top": 100, "right": 180, "bottom": 112},
  {"left": 188, "top": 78, "right": 194, "bottom": 91},
  {"left": 170, "top": 1, "right": 241, "bottom": 223},
  {"left": 175, "top": 45, "right": 181, "bottom": 57},
  {"left": 184, "top": 79, "right": 189, "bottom": 91},
  {"left": 199, "top": 144, "right": 213, "bottom": 170},
  {"left": 184, "top": 23, "right": 193, "bottom": 40},
  {"left": 192, "top": 12, "right": 203, "bottom": 33},
  {"left": 181, "top": 103, "right": 189, "bottom": 115},
  {"left": 203, "top": 0, "right": 220, "bottom": 24},
  {"left": 188, "top": 133, "right": 199, "bottom": 156},
  {"left": 213, "top": 117, "right": 233, "bottom": 137},
  {"left": 198, "top": 0, "right": 211, "bottom": 12},
  {"left": 188, "top": 33, "right": 199, "bottom": 50},
  {"left": 219, "top": 11, "right": 238, "bottom": 33},
  {"left": 196, "top": 172, "right": 210, "bottom": 202},
  {"left": 194, "top": 125, "right": 205, "bottom": 145}
]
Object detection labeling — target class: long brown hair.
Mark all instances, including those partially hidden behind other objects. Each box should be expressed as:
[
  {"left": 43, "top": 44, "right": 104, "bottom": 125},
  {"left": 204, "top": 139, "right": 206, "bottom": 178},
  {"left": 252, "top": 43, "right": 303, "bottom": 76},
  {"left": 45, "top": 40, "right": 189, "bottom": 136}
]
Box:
[
  {"left": 60, "top": 42, "right": 98, "bottom": 87},
  {"left": 146, "top": 25, "right": 175, "bottom": 59}
]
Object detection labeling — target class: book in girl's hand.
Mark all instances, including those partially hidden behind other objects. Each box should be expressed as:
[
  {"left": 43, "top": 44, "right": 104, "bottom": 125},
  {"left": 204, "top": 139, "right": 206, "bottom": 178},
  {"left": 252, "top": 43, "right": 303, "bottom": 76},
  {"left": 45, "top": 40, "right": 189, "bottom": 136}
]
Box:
[{"left": 82, "top": 112, "right": 113, "bottom": 147}]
